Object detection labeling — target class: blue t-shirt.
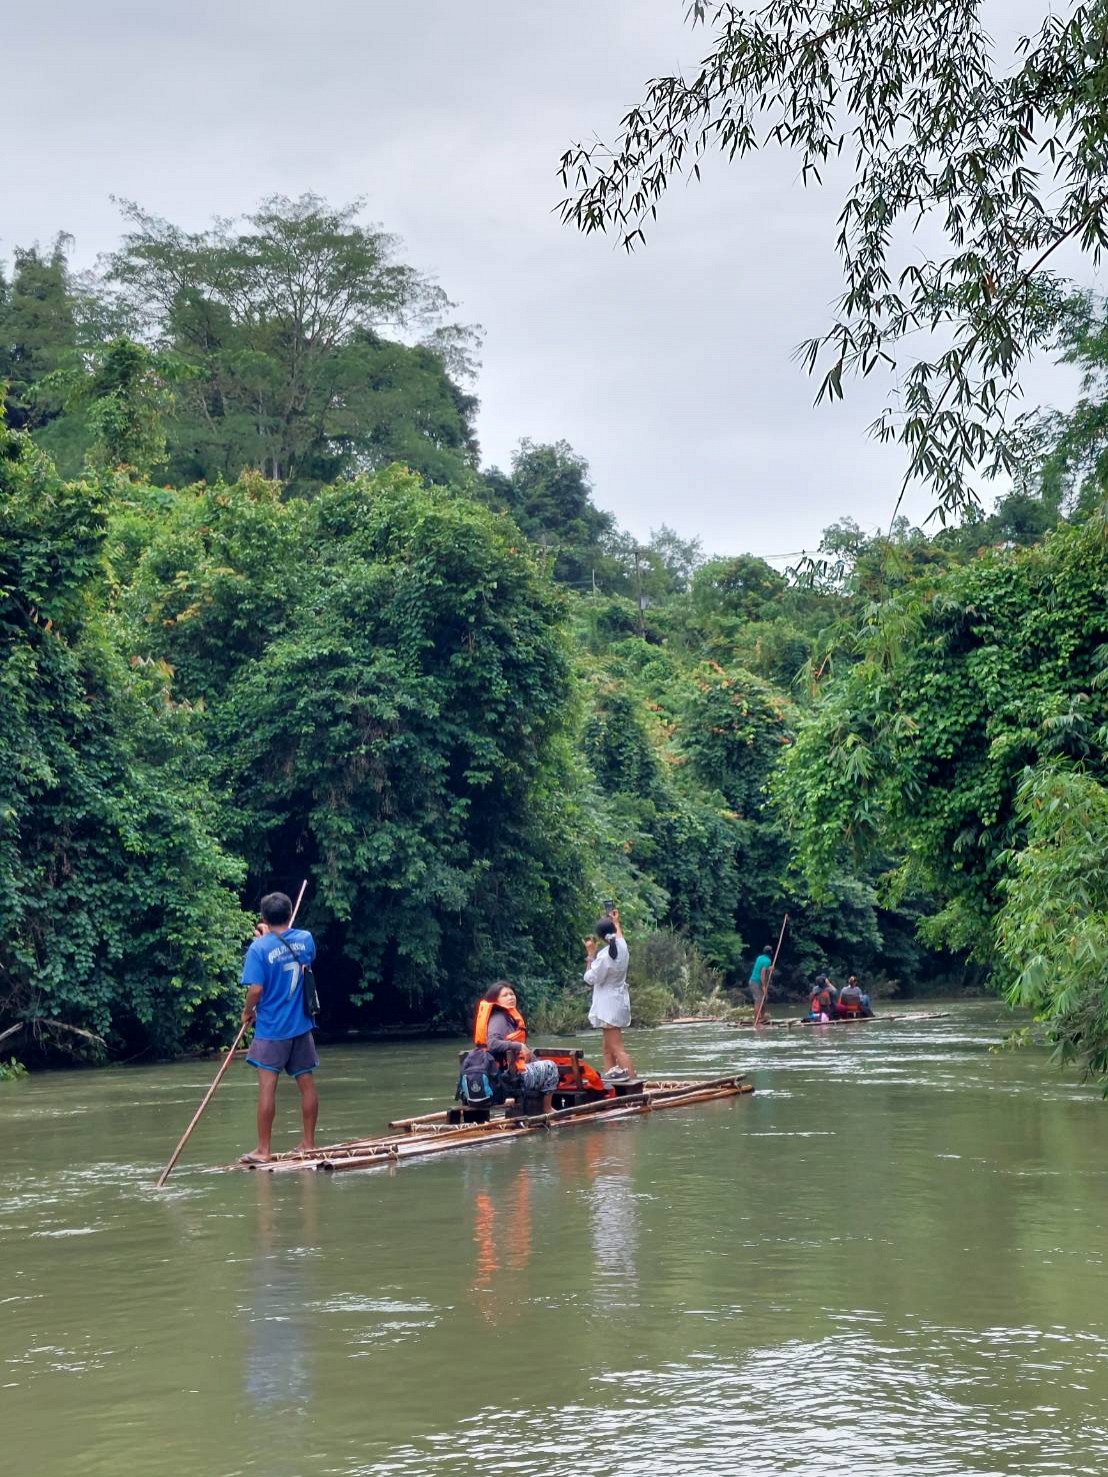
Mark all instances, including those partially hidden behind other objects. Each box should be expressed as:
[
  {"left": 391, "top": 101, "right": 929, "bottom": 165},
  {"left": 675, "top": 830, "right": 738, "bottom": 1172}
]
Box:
[
  {"left": 749, "top": 952, "right": 773, "bottom": 986},
  {"left": 241, "top": 928, "right": 317, "bottom": 1041}
]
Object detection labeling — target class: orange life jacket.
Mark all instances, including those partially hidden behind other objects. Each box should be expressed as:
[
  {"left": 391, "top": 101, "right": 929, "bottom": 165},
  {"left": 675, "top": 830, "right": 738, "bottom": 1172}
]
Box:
[
  {"left": 473, "top": 999, "right": 527, "bottom": 1047},
  {"left": 536, "top": 1051, "right": 611, "bottom": 1096}
]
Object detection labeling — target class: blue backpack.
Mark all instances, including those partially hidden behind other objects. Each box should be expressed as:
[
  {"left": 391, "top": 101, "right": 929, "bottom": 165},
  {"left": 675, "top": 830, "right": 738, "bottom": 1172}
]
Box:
[{"left": 457, "top": 1047, "right": 497, "bottom": 1106}]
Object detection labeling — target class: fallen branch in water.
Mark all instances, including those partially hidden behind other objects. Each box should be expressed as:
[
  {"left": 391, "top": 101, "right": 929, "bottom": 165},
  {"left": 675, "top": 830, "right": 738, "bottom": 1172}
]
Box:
[{"left": 0, "top": 1018, "right": 107, "bottom": 1050}]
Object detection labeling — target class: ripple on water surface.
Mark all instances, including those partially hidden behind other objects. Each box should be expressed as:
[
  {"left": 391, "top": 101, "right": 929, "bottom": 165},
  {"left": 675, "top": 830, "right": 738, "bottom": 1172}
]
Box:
[{"left": 355, "top": 1321, "right": 1108, "bottom": 1477}]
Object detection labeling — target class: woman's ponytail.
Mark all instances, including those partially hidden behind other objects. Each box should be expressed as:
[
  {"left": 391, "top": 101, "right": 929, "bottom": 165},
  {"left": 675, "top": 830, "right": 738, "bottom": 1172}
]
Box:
[{"left": 595, "top": 919, "right": 619, "bottom": 960}]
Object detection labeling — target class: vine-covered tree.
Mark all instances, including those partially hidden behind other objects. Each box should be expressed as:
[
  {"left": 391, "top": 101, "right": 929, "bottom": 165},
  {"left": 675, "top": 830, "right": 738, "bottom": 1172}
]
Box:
[
  {"left": 116, "top": 466, "right": 587, "bottom": 1021},
  {"left": 0, "top": 423, "right": 246, "bottom": 1057},
  {"left": 782, "top": 513, "right": 1108, "bottom": 965}
]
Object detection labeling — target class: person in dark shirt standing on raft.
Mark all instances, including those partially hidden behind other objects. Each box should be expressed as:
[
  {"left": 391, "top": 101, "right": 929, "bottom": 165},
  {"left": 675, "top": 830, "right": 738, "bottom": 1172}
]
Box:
[{"left": 239, "top": 891, "right": 319, "bottom": 1165}]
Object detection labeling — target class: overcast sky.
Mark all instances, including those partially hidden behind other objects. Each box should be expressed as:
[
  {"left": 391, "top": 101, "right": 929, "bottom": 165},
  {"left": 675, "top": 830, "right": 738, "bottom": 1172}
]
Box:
[{"left": 7, "top": 1, "right": 1093, "bottom": 562}]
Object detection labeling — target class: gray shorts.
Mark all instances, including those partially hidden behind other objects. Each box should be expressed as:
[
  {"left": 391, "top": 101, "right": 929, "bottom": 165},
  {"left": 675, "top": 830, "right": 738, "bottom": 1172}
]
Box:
[
  {"left": 246, "top": 1032, "right": 319, "bottom": 1078},
  {"left": 521, "top": 1059, "right": 559, "bottom": 1092}
]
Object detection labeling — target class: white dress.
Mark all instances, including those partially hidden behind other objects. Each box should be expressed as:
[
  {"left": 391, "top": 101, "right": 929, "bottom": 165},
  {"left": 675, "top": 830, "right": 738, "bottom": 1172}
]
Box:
[{"left": 584, "top": 937, "right": 631, "bottom": 1028}]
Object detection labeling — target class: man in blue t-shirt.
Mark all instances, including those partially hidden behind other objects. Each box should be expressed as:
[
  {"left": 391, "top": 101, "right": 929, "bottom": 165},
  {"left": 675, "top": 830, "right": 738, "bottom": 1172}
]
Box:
[{"left": 240, "top": 891, "right": 318, "bottom": 1164}]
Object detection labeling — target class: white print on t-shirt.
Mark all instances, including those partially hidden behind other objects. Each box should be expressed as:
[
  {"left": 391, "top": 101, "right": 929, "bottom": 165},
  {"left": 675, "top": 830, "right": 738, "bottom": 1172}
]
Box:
[{"left": 264, "top": 940, "right": 303, "bottom": 997}]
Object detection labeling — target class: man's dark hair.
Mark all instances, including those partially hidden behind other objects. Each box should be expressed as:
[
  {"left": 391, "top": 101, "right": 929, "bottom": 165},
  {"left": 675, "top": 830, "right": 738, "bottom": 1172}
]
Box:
[
  {"left": 260, "top": 891, "right": 293, "bottom": 926},
  {"left": 763, "top": 944, "right": 774, "bottom": 956}
]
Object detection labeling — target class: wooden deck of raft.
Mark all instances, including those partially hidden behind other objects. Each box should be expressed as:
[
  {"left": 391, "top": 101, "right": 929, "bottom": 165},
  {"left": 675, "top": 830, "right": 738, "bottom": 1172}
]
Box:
[
  {"left": 230, "top": 1074, "right": 752, "bottom": 1174},
  {"left": 664, "top": 1011, "right": 950, "bottom": 1030}
]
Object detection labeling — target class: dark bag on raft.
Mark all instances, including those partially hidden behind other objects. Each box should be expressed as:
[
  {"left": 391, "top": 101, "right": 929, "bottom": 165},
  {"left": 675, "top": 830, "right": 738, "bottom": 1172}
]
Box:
[{"left": 456, "top": 1047, "right": 498, "bottom": 1106}]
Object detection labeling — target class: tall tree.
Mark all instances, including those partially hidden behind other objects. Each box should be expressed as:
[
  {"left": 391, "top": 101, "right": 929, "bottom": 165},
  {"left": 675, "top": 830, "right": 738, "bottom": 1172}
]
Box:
[
  {"left": 560, "top": 2, "right": 1108, "bottom": 519},
  {"left": 490, "top": 439, "right": 614, "bottom": 586},
  {"left": 0, "top": 236, "right": 79, "bottom": 434},
  {"left": 106, "top": 194, "right": 480, "bottom": 489}
]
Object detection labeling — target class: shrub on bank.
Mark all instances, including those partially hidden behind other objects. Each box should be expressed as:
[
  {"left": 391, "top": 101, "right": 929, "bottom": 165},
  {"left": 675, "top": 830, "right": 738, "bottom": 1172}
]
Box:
[{"left": 531, "top": 928, "right": 741, "bottom": 1034}]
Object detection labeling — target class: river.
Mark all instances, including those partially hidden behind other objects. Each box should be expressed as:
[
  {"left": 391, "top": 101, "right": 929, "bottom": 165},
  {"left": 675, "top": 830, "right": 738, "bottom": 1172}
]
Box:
[{"left": 4, "top": 1002, "right": 1107, "bottom": 1476}]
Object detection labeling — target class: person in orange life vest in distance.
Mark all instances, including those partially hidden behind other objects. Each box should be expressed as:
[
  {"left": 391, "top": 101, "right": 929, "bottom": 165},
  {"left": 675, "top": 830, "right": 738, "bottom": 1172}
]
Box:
[
  {"left": 808, "top": 973, "right": 837, "bottom": 1022},
  {"left": 583, "top": 908, "right": 635, "bottom": 1083},
  {"left": 239, "top": 891, "right": 318, "bottom": 1165}
]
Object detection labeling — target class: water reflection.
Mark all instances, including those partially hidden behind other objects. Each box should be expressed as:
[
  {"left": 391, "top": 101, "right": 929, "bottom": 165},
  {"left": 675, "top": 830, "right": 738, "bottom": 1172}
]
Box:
[
  {"left": 351, "top": 1320, "right": 1108, "bottom": 1476},
  {"left": 465, "top": 1161, "right": 535, "bottom": 1327},
  {"left": 575, "top": 1130, "right": 639, "bottom": 1311},
  {"left": 244, "top": 1175, "right": 320, "bottom": 1410},
  {"left": 464, "top": 1128, "right": 642, "bottom": 1325}
]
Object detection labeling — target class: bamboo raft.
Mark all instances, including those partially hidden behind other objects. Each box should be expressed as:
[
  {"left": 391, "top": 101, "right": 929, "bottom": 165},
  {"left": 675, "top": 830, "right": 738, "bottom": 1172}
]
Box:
[
  {"left": 742, "top": 1010, "right": 950, "bottom": 1030},
  {"left": 230, "top": 1074, "right": 752, "bottom": 1174},
  {"left": 667, "top": 1010, "right": 957, "bottom": 1033},
  {"left": 787, "top": 1009, "right": 949, "bottom": 1028}
]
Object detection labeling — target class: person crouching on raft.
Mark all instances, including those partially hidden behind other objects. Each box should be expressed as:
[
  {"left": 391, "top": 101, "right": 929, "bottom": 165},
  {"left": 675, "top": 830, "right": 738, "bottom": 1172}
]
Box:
[
  {"left": 474, "top": 981, "right": 527, "bottom": 1051},
  {"left": 583, "top": 909, "right": 635, "bottom": 1083}
]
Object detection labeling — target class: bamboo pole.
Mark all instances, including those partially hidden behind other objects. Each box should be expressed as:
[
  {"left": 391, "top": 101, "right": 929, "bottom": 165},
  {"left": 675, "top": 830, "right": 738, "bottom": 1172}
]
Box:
[
  {"left": 754, "top": 913, "right": 789, "bottom": 1027},
  {"left": 155, "top": 879, "right": 308, "bottom": 1188}
]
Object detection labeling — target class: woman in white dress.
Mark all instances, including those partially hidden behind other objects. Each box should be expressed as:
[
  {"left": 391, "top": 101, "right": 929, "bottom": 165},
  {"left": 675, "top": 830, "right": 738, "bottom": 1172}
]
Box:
[{"left": 583, "top": 908, "right": 635, "bottom": 1082}]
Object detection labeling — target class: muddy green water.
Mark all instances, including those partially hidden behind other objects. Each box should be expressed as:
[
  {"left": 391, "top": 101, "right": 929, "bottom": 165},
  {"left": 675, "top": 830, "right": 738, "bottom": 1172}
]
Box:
[{"left": 4, "top": 1003, "right": 1108, "bottom": 1476}]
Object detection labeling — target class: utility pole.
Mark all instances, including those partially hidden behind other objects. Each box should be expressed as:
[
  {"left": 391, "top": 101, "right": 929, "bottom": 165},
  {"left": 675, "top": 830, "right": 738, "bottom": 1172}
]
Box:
[{"left": 633, "top": 547, "right": 646, "bottom": 638}]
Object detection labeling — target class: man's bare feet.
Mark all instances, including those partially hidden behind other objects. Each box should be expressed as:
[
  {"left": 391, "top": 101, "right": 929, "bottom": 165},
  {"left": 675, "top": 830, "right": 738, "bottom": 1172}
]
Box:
[{"left": 293, "top": 1141, "right": 316, "bottom": 1154}]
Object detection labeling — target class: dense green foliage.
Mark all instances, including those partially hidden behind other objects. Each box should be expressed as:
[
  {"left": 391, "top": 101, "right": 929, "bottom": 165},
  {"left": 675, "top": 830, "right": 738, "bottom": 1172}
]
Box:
[
  {"left": 0, "top": 424, "right": 245, "bottom": 1057},
  {"left": 119, "top": 467, "right": 585, "bottom": 1020},
  {"left": 996, "top": 765, "right": 1108, "bottom": 1085},
  {"left": 784, "top": 516, "right": 1108, "bottom": 950},
  {"left": 5, "top": 193, "right": 1107, "bottom": 1082}
]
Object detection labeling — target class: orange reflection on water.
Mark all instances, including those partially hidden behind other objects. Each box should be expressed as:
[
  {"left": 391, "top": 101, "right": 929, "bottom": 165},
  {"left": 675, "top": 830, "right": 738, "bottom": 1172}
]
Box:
[{"left": 470, "top": 1171, "right": 533, "bottom": 1325}]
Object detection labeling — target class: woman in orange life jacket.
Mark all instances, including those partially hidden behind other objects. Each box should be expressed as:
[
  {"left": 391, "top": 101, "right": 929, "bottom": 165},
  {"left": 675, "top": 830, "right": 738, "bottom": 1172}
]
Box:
[
  {"left": 810, "top": 973, "right": 837, "bottom": 1021},
  {"left": 806, "top": 976, "right": 831, "bottom": 1023},
  {"left": 473, "top": 981, "right": 611, "bottom": 1100},
  {"left": 473, "top": 982, "right": 527, "bottom": 1051}
]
